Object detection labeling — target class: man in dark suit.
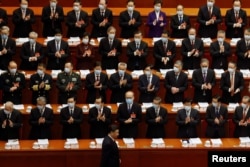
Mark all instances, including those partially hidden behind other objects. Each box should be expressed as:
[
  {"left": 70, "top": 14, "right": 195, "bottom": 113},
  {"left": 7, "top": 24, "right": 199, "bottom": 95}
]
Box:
[
  {"left": 119, "top": 0, "right": 142, "bottom": 38},
  {"left": 85, "top": 62, "right": 108, "bottom": 103},
  {"left": 41, "top": 0, "right": 64, "bottom": 37},
  {"left": 46, "top": 30, "right": 70, "bottom": 70},
  {"left": 0, "top": 26, "right": 16, "bottom": 70},
  {"left": 30, "top": 63, "right": 53, "bottom": 104},
  {"left": 220, "top": 61, "right": 244, "bottom": 104},
  {"left": 233, "top": 96, "right": 250, "bottom": 137},
  {"left": 66, "top": 0, "right": 89, "bottom": 38},
  {"left": 206, "top": 95, "right": 228, "bottom": 138},
  {"left": 109, "top": 62, "right": 133, "bottom": 103},
  {"left": 12, "top": 0, "right": 35, "bottom": 37},
  {"left": 99, "top": 26, "right": 122, "bottom": 70},
  {"left": 170, "top": 5, "right": 191, "bottom": 38},
  {"left": 146, "top": 97, "right": 167, "bottom": 138},
  {"left": 197, "top": 0, "right": 222, "bottom": 38},
  {"left": 60, "top": 96, "right": 83, "bottom": 139},
  {"left": 153, "top": 30, "right": 176, "bottom": 70},
  {"left": 164, "top": 60, "right": 188, "bottom": 103},
  {"left": 117, "top": 91, "right": 142, "bottom": 138},
  {"left": 225, "top": 0, "right": 247, "bottom": 38},
  {"left": 192, "top": 58, "right": 216, "bottom": 103},
  {"left": 20, "top": 31, "right": 44, "bottom": 70},
  {"left": 29, "top": 97, "right": 53, "bottom": 139},
  {"left": 88, "top": 96, "right": 112, "bottom": 139},
  {"left": 127, "top": 30, "right": 148, "bottom": 70},
  {"left": 91, "top": 0, "right": 113, "bottom": 38},
  {"left": 138, "top": 65, "right": 160, "bottom": 103},
  {"left": 210, "top": 30, "right": 231, "bottom": 70},
  {"left": 100, "top": 124, "right": 120, "bottom": 167},
  {"left": 0, "top": 7, "right": 8, "bottom": 28},
  {"left": 0, "top": 61, "right": 25, "bottom": 104},
  {"left": 176, "top": 98, "right": 200, "bottom": 138},
  {"left": 236, "top": 28, "right": 250, "bottom": 69},
  {"left": 0, "top": 101, "right": 22, "bottom": 140}
]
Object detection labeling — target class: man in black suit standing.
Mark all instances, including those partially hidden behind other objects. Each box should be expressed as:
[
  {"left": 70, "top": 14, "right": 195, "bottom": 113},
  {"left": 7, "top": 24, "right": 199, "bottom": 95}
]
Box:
[
  {"left": 46, "top": 30, "right": 70, "bottom": 70},
  {"left": 99, "top": 26, "right": 122, "bottom": 70},
  {"left": 0, "top": 26, "right": 16, "bottom": 70},
  {"left": 91, "top": 0, "right": 113, "bottom": 38},
  {"left": 0, "top": 101, "right": 22, "bottom": 140},
  {"left": 197, "top": 0, "right": 222, "bottom": 38},
  {"left": 12, "top": 0, "right": 35, "bottom": 37},
  {"left": 176, "top": 98, "right": 200, "bottom": 138},
  {"left": 164, "top": 60, "right": 188, "bottom": 103},
  {"left": 60, "top": 96, "right": 83, "bottom": 139},
  {"left": 100, "top": 124, "right": 120, "bottom": 167},
  {"left": 146, "top": 97, "right": 167, "bottom": 138},
  {"left": 206, "top": 95, "right": 228, "bottom": 138},
  {"left": 85, "top": 62, "right": 108, "bottom": 103},
  {"left": 88, "top": 96, "right": 112, "bottom": 139},
  {"left": 138, "top": 65, "right": 160, "bottom": 103},
  {"left": 170, "top": 5, "right": 191, "bottom": 38},
  {"left": 66, "top": 0, "right": 89, "bottom": 38},
  {"left": 210, "top": 30, "right": 231, "bottom": 70},
  {"left": 220, "top": 61, "right": 244, "bottom": 104},
  {"left": 109, "top": 62, "right": 132, "bottom": 103},
  {"left": 119, "top": 0, "right": 142, "bottom": 38},
  {"left": 20, "top": 31, "right": 44, "bottom": 70},
  {"left": 236, "top": 28, "right": 250, "bottom": 69},
  {"left": 181, "top": 28, "right": 204, "bottom": 70},
  {"left": 41, "top": 0, "right": 64, "bottom": 37},
  {"left": 233, "top": 96, "right": 250, "bottom": 137},
  {"left": 153, "top": 30, "right": 176, "bottom": 70},
  {"left": 127, "top": 30, "right": 148, "bottom": 70},
  {"left": 225, "top": 0, "right": 247, "bottom": 38},
  {"left": 192, "top": 58, "right": 215, "bottom": 103},
  {"left": 117, "top": 91, "right": 142, "bottom": 138},
  {"left": 0, "top": 7, "right": 8, "bottom": 28},
  {"left": 29, "top": 97, "right": 53, "bottom": 139}
]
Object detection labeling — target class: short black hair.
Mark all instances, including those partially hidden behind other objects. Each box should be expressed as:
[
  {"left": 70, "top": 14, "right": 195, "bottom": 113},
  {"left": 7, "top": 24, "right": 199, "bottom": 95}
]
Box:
[
  {"left": 183, "top": 98, "right": 193, "bottom": 104},
  {"left": 95, "top": 96, "right": 104, "bottom": 103},
  {"left": 162, "top": 29, "right": 169, "bottom": 35},
  {"left": 83, "top": 32, "right": 90, "bottom": 38},
  {"left": 154, "top": 0, "right": 162, "bottom": 5},
  {"left": 212, "top": 95, "right": 221, "bottom": 102},
  {"left": 95, "top": 61, "right": 102, "bottom": 67},
  {"left": 144, "top": 64, "right": 154, "bottom": 70},
  {"left": 74, "top": 0, "right": 82, "bottom": 5},
  {"left": 68, "top": 96, "right": 76, "bottom": 101},
  {"left": 20, "top": 0, "right": 29, "bottom": 2},
  {"left": 108, "top": 124, "right": 119, "bottom": 133},
  {"left": 37, "top": 63, "right": 47, "bottom": 69},
  {"left": 153, "top": 96, "right": 162, "bottom": 103}
]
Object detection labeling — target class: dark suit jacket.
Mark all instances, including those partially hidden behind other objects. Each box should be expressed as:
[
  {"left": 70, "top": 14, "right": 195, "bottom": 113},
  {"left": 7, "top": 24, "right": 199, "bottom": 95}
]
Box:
[
  {"left": 117, "top": 102, "right": 142, "bottom": 138},
  {"left": 138, "top": 74, "right": 160, "bottom": 103},
  {"left": 46, "top": 39, "right": 70, "bottom": 70},
  {"left": 206, "top": 105, "right": 228, "bottom": 138},
  {"left": 0, "top": 37, "right": 16, "bottom": 70},
  {"left": 153, "top": 39, "right": 176, "bottom": 70},
  {"left": 60, "top": 106, "right": 83, "bottom": 139},
  {"left": 164, "top": 71, "right": 188, "bottom": 103},
  {"left": 0, "top": 109, "right": 22, "bottom": 140},
  {"left": 0, "top": 8, "right": 8, "bottom": 28},
  {"left": 181, "top": 37, "right": 204, "bottom": 70},
  {"left": 127, "top": 40, "right": 148, "bottom": 70},
  {"left": 170, "top": 14, "right": 191, "bottom": 38},
  {"left": 88, "top": 106, "right": 111, "bottom": 138},
  {"left": 20, "top": 42, "right": 44, "bottom": 70},
  {"left": 146, "top": 11, "right": 167, "bottom": 37},
  {"left": 85, "top": 72, "right": 108, "bottom": 103},
  {"left": 146, "top": 106, "right": 168, "bottom": 138},
  {"left": 197, "top": 5, "right": 222, "bottom": 38},
  {"left": 225, "top": 8, "right": 247, "bottom": 38},
  {"left": 119, "top": 10, "right": 142, "bottom": 38},
  {"left": 236, "top": 39, "right": 250, "bottom": 69},
  {"left": 29, "top": 107, "right": 53, "bottom": 139},
  {"left": 192, "top": 68, "right": 216, "bottom": 103},
  {"left": 66, "top": 10, "right": 89, "bottom": 38},
  {"left": 108, "top": 72, "right": 133, "bottom": 103},
  {"left": 233, "top": 106, "right": 250, "bottom": 137},
  {"left": 220, "top": 71, "right": 244, "bottom": 103},
  {"left": 176, "top": 108, "right": 200, "bottom": 138},
  {"left": 41, "top": 5, "right": 64, "bottom": 37},
  {"left": 76, "top": 43, "right": 95, "bottom": 70},
  {"left": 12, "top": 8, "right": 35, "bottom": 37},
  {"left": 210, "top": 40, "right": 231, "bottom": 70},
  {"left": 100, "top": 135, "right": 120, "bottom": 167},
  {"left": 99, "top": 37, "right": 122, "bottom": 69},
  {"left": 91, "top": 8, "right": 113, "bottom": 38}
]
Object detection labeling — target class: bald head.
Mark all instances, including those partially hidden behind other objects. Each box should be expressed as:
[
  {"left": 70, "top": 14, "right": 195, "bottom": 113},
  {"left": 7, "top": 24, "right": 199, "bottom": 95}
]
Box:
[{"left": 125, "top": 91, "right": 134, "bottom": 99}]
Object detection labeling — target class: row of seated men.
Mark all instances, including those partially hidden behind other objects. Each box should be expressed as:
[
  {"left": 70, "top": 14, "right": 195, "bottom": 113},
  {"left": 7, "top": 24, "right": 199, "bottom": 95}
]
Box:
[
  {"left": 0, "top": 93, "right": 249, "bottom": 141},
  {"left": 0, "top": 0, "right": 248, "bottom": 39}
]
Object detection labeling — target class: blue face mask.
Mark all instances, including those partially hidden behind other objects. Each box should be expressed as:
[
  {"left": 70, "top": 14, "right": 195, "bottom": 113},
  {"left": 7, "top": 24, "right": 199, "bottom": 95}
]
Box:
[
  {"left": 94, "top": 70, "right": 101, "bottom": 75},
  {"left": 118, "top": 70, "right": 125, "bottom": 76},
  {"left": 1, "top": 34, "right": 8, "bottom": 39},
  {"left": 126, "top": 98, "right": 133, "bottom": 104}
]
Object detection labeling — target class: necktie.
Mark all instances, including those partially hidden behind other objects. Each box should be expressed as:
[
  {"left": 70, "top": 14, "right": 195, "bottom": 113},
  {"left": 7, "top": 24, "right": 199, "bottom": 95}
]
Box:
[
  {"left": 136, "top": 43, "right": 139, "bottom": 49},
  {"left": 128, "top": 104, "right": 131, "bottom": 113},
  {"left": 70, "top": 109, "right": 73, "bottom": 116},
  {"left": 215, "top": 108, "right": 219, "bottom": 117},
  {"left": 230, "top": 73, "right": 234, "bottom": 96},
  {"left": 208, "top": 7, "right": 212, "bottom": 17},
  {"left": 235, "top": 12, "right": 239, "bottom": 21},
  {"left": 109, "top": 40, "right": 113, "bottom": 48},
  {"left": 175, "top": 74, "right": 178, "bottom": 81},
  {"left": 179, "top": 16, "right": 182, "bottom": 23},
  {"left": 56, "top": 41, "right": 60, "bottom": 52},
  {"left": 246, "top": 41, "right": 249, "bottom": 48},
  {"left": 76, "top": 12, "right": 80, "bottom": 21},
  {"left": 243, "top": 108, "right": 247, "bottom": 120},
  {"left": 22, "top": 9, "right": 26, "bottom": 19},
  {"left": 129, "top": 12, "right": 133, "bottom": 19},
  {"left": 203, "top": 73, "right": 207, "bottom": 82},
  {"left": 31, "top": 44, "right": 35, "bottom": 56},
  {"left": 147, "top": 76, "right": 150, "bottom": 83},
  {"left": 2, "top": 39, "right": 6, "bottom": 48},
  {"left": 40, "top": 109, "right": 43, "bottom": 116},
  {"left": 191, "top": 40, "right": 194, "bottom": 47},
  {"left": 186, "top": 110, "right": 190, "bottom": 117},
  {"left": 156, "top": 109, "right": 159, "bottom": 116},
  {"left": 96, "top": 75, "right": 100, "bottom": 81},
  {"left": 101, "top": 11, "right": 104, "bottom": 17}
]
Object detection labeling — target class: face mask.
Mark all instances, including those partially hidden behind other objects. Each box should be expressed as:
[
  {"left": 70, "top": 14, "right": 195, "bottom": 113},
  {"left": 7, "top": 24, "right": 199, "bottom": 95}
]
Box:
[
  {"left": 241, "top": 103, "right": 247, "bottom": 109},
  {"left": 82, "top": 39, "right": 89, "bottom": 45},
  {"left": 21, "top": 4, "right": 28, "bottom": 9},
  {"left": 37, "top": 105, "right": 44, "bottom": 111},
  {"left": 29, "top": 39, "right": 35, "bottom": 44},
  {"left": 127, "top": 6, "right": 134, "bottom": 12},
  {"left": 94, "top": 69, "right": 101, "bottom": 75},
  {"left": 244, "top": 35, "right": 250, "bottom": 41},
  {"left": 108, "top": 34, "right": 115, "bottom": 39},
  {"left": 152, "top": 104, "right": 159, "bottom": 110},
  {"left": 145, "top": 71, "right": 151, "bottom": 76},
  {"left": 228, "top": 68, "right": 235, "bottom": 73},
  {"left": 161, "top": 37, "right": 168, "bottom": 43},
  {"left": 118, "top": 70, "right": 125, "bottom": 76},
  {"left": 173, "top": 67, "right": 179, "bottom": 73},
  {"left": 50, "top": 2, "right": 56, "bottom": 8},
  {"left": 1, "top": 34, "right": 8, "bottom": 39},
  {"left": 177, "top": 11, "right": 183, "bottom": 16},
  {"left": 201, "top": 67, "right": 208, "bottom": 73},
  {"left": 99, "top": 4, "right": 105, "bottom": 10},
  {"left": 68, "top": 102, "right": 74, "bottom": 108},
  {"left": 234, "top": 6, "right": 240, "bottom": 12},
  {"left": 207, "top": 1, "right": 214, "bottom": 7},
  {"left": 126, "top": 98, "right": 133, "bottom": 104},
  {"left": 64, "top": 67, "right": 70, "bottom": 73},
  {"left": 189, "top": 35, "right": 195, "bottom": 40},
  {"left": 184, "top": 106, "right": 191, "bottom": 111},
  {"left": 55, "top": 36, "right": 62, "bottom": 41},
  {"left": 217, "top": 37, "right": 224, "bottom": 43},
  {"left": 73, "top": 6, "right": 80, "bottom": 11},
  {"left": 95, "top": 104, "right": 101, "bottom": 110},
  {"left": 212, "top": 102, "right": 218, "bottom": 108},
  {"left": 134, "top": 38, "right": 141, "bottom": 44},
  {"left": 37, "top": 69, "right": 44, "bottom": 76},
  {"left": 154, "top": 6, "right": 161, "bottom": 12},
  {"left": 9, "top": 68, "right": 17, "bottom": 74},
  {"left": 4, "top": 110, "right": 10, "bottom": 115}
]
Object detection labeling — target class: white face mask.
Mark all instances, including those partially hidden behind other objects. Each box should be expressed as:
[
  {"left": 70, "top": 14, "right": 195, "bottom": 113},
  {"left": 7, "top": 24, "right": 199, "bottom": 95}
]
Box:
[
  {"left": 68, "top": 102, "right": 75, "bottom": 108},
  {"left": 241, "top": 103, "right": 247, "bottom": 109},
  {"left": 234, "top": 6, "right": 240, "bottom": 12},
  {"left": 29, "top": 39, "right": 36, "bottom": 44},
  {"left": 173, "top": 67, "right": 179, "bottom": 73},
  {"left": 228, "top": 68, "right": 235, "bottom": 73},
  {"left": 82, "top": 39, "right": 89, "bottom": 44},
  {"left": 64, "top": 67, "right": 70, "bottom": 73},
  {"left": 244, "top": 35, "right": 250, "bottom": 41},
  {"left": 177, "top": 11, "right": 183, "bottom": 16},
  {"left": 184, "top": 106, "right": 191, "bottom": 111},
  {"left": 99, "top": 4, "right": 105, "bottom": 10},
  {"left": 37, "top": 69, "right": 44, "bottom": 76},
  {"left": 217, "top": 37, "right": 224, "bottom": 43},
  {"left": 201, "top": 67, "right": 208, "bottom": 73},
  {"left": 134, "top": 38, "right": 141, "bottom": 44},
  {"left": 207, "top": 1, "right": 214, "bottom": 7},
  {"left": 50, "top": 2, "right": 56, "bottom": 8},
  {"left": 189, "top": 35, "right": 195, "bottom": 40},
  {"left": 4, "top": 110, "right": 10, "bottom": 115},
  {"left": 127, "top": 6, "right": 134, "bottom": 12},
  {"left": 21, "top": 4, "right": 28, "bottom": 9},
  {"left": 212, "top": 102, "right": 218, "bottom": 108},
  {"left": 9, "top": 68, "right": 17, "bottom": 74},
  {"left": 154, "top": 6, "right": 161, "bottom": 12},
  {"left": 108, "top": 34, "right": 115, "bottom": 39},
  {"left": 145, "top": 71, "right": 151, "bottom": 76},
  {"left": 55, "top": 36, "right": 62, "bottom": 41},
  {"left": 73, "top": 6, "right": 80, "bottom": 11}
]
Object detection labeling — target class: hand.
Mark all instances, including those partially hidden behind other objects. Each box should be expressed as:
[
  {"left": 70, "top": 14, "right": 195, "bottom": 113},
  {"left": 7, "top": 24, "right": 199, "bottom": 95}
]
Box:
[
  {"left": 85, "top": 50, "right": 91, "bottom": 56},
  {"left": 190, "top": 49, "right": 196, "bottom": 55},
  {"left": 185, "top": 116, "right": 190, "bottom": 124},
  {"left": 39, "top": 82, "right": 45, "bottom": 89},
  {"left": 166, "top": 50, "right": 172, "bottom": 56},
  {"left": 125, "top": 118, "right": 132, "bottom": 124},
  {"left": 1, "top": 48, "right": 7, "bottom": 54},
  {"left": 2, "top": 120, "right": 7, "bottom": 127},
  {"left": 9, "top": 120, "right": 14, "bottom": 127},
  {"left": 202, "top": 84, "right": 207, "bottom": 90},
  {"left": 68, "top": 117, "right": 74, "bottom": 124},
  {"left": 55, "top": 13, "right": 59, "bottom": 19},
  {"left": 155, "top": 116, "right": 161, "bottom": 123},
  {"left": 59, "top": 50, "right": 65, "bottom": 55},
  {"left": 147, "top": 84, "right": 154, "bottom": 92},
  {"left": 194, "top": 50, "right": 199, "bottom": 57},
  {"left": 171, "top": 87, "right": 179, "bottom": 94},
  {"left": 234, "top": 88, "right": 240, "bottom": 94},
  {"left": 207, "top": 83, "right": 212, "bottom": 90},
  {"left": 38, "top": 117, "right": 45, "bottom": 124},
  {"left": 214, "top": 118, "right": 220, "bottom": 124},
  {"left": 153, "top": 19, "right": 157, "bottom": 26},
  {"left": 10, "top": 86, "right": 17, "bottom": 92},
  {"left": 159, "top": 22, "right": 164, "bottom": 27},
  {"left": 100, "top": 115, "right": 106, "bottom": 122},
  {"left": 25, "top": 15, "right": 30, "bottom": 21}
]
